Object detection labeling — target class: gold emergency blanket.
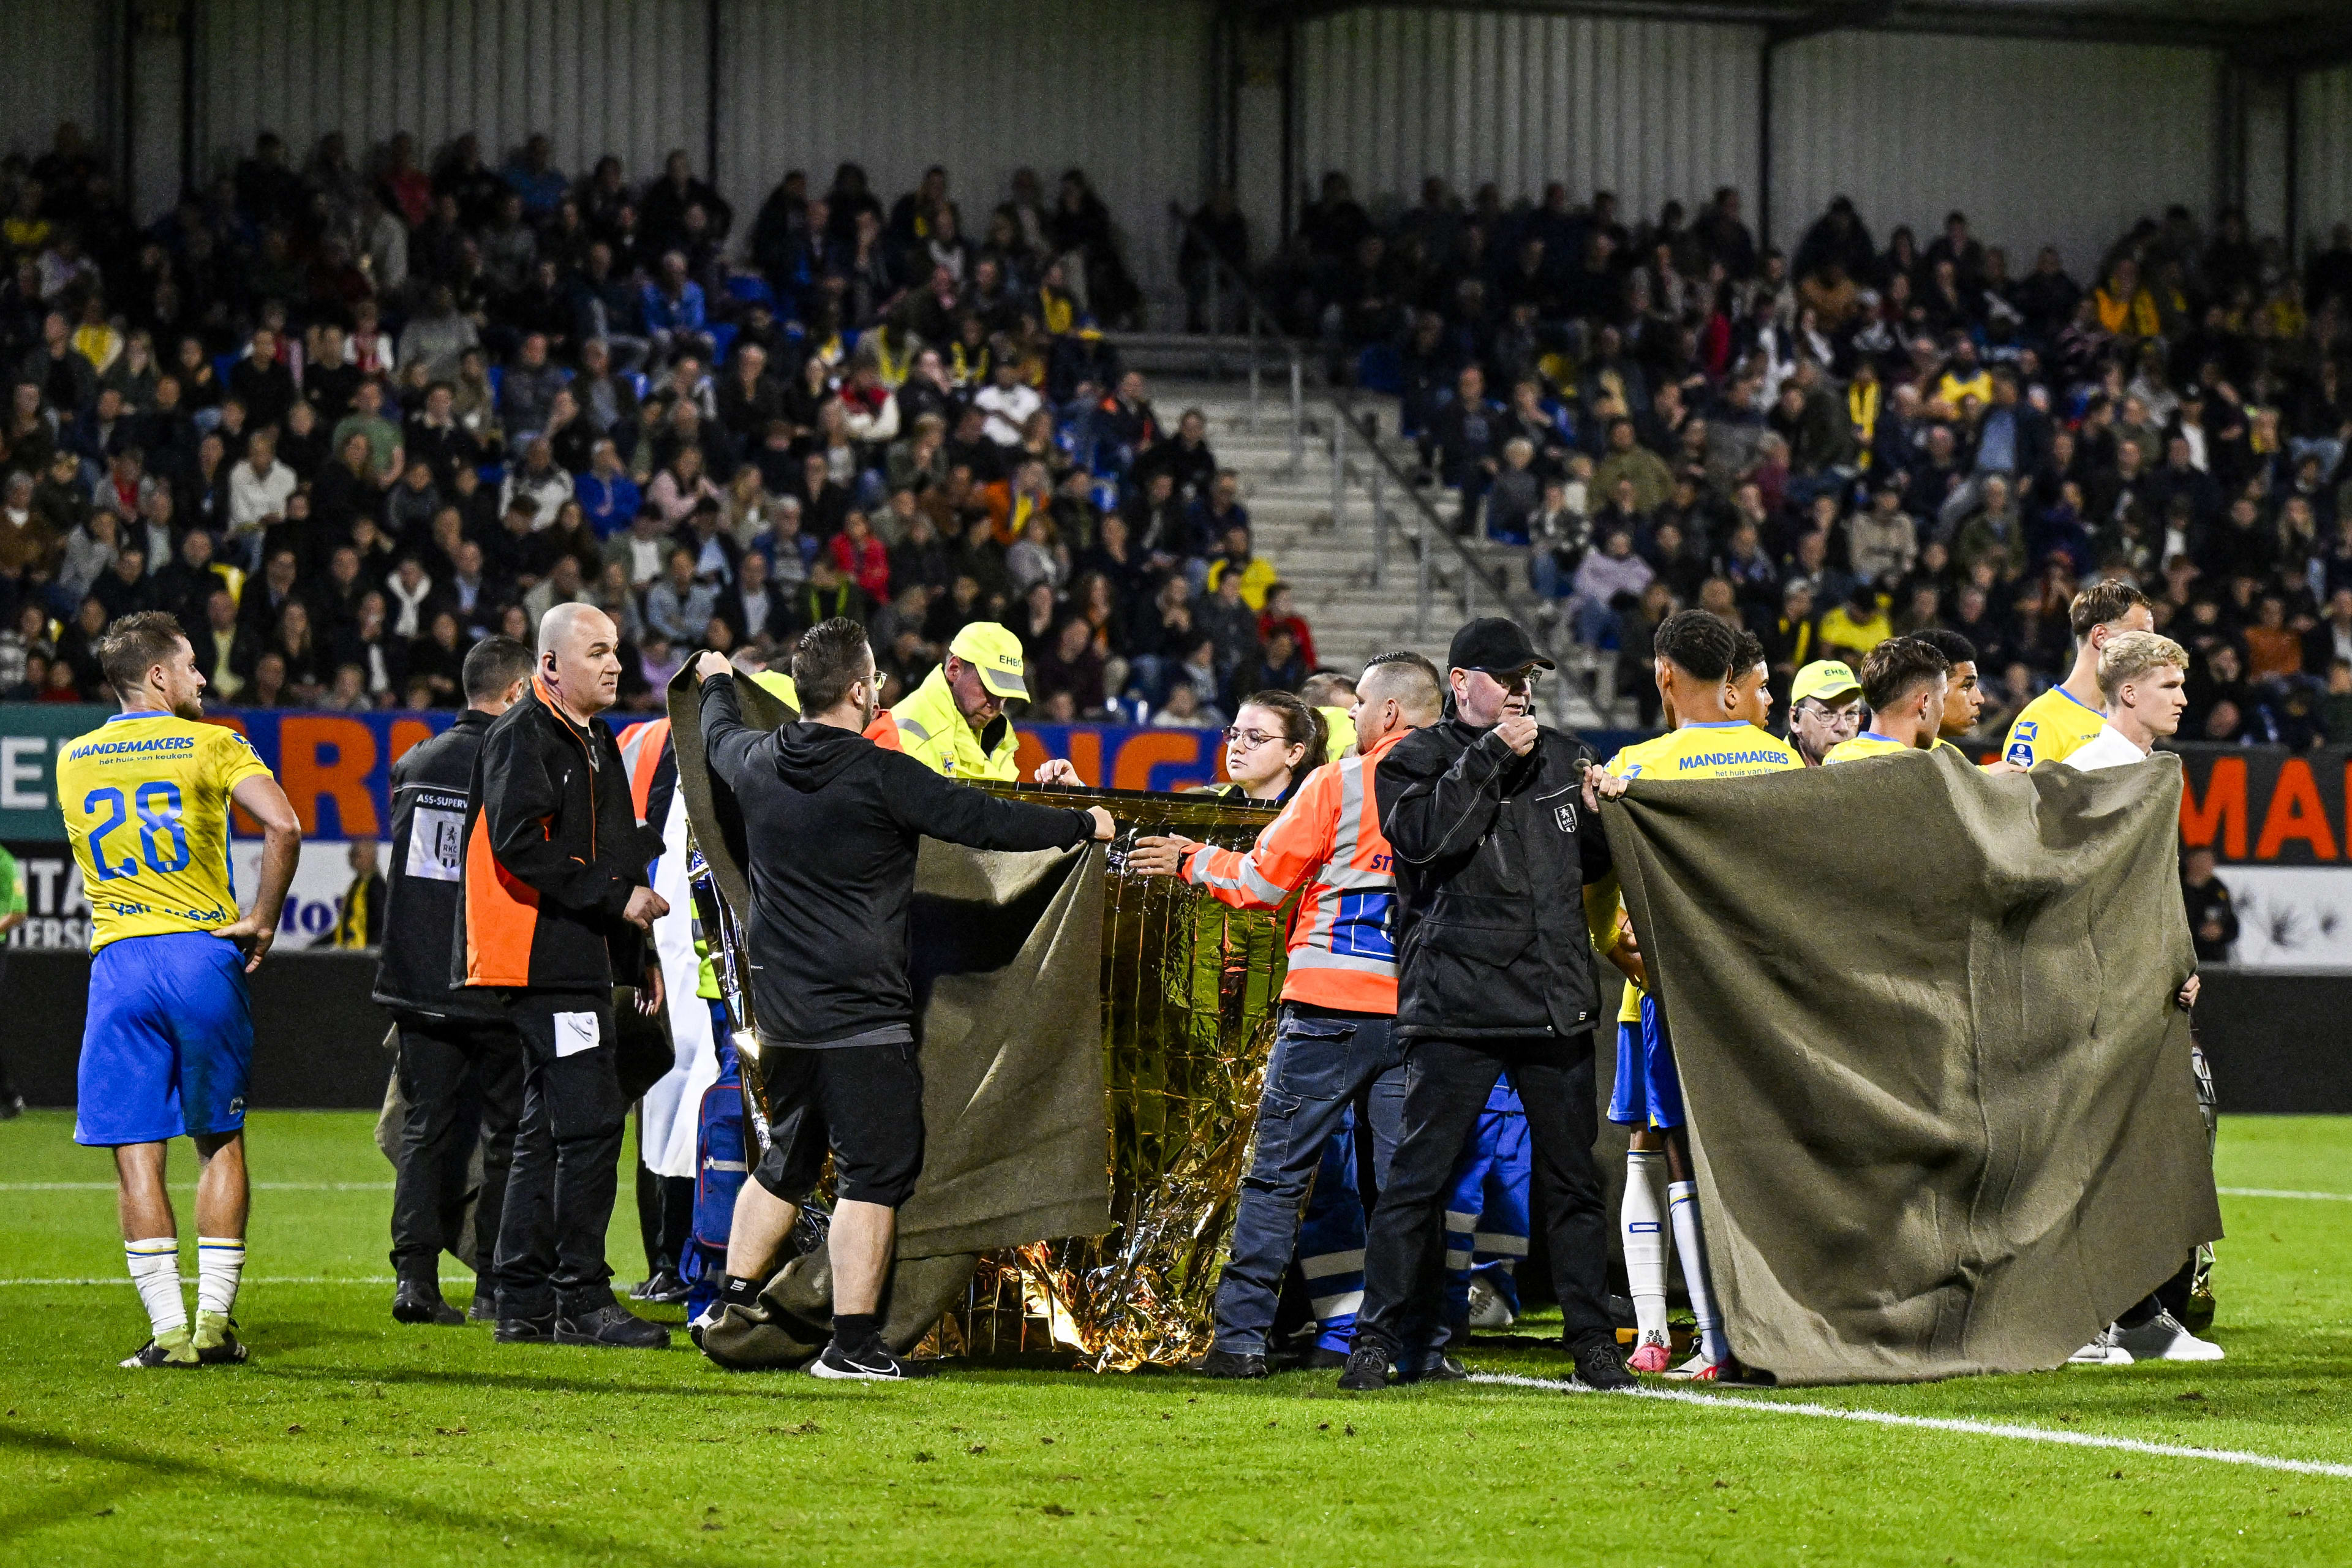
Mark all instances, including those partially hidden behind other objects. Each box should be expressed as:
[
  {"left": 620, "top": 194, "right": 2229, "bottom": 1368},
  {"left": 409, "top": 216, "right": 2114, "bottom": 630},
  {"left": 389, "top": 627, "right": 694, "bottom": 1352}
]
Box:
[{"left": 951, "top": 783, "right": 1285, "bottom": 1370}]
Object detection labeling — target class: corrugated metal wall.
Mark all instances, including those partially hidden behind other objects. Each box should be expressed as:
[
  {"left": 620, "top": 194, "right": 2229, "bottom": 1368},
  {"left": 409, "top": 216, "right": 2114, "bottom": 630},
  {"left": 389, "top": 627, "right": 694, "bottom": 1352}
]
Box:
[
  {"left": 1771, "top": 31, "right": 2217, "bottom": 277},
  {"left": 2301, "top": 66, "right": 2352, "bottom": 257},
  {"left": 197, "top": 0, "right": 710, "bottom": 197},
  {"left": 0, "top": 0, "right": 110, "bottom": 165},
  {"left": 718, "top": 0, "right": 1212, "bottom": 295},
  {"left": 1295, "top": 8, "right": 1762, "bottom": 224}
]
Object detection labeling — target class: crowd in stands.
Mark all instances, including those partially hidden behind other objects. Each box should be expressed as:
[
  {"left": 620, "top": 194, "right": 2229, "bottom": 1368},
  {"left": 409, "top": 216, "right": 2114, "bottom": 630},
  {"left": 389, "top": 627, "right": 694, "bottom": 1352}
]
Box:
[
  {"left": 0, "top": 121, "right": 1305, "bottom": 726},
  {"left": 1239, "top": 172, "right": 2352, "bottom": 744}
]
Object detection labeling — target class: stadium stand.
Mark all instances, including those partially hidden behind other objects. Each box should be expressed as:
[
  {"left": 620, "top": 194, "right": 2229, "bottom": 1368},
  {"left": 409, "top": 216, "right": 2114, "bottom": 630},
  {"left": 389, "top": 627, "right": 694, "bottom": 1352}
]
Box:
[{"left": 3, "top": 115, "right": 2350, "bottom": 748}]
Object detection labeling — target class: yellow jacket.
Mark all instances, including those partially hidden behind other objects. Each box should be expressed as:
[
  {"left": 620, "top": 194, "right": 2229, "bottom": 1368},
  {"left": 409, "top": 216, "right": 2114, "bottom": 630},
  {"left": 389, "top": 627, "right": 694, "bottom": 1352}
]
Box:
[{"left": 866, "top": 663, "right": 1020, "bottom": 780}]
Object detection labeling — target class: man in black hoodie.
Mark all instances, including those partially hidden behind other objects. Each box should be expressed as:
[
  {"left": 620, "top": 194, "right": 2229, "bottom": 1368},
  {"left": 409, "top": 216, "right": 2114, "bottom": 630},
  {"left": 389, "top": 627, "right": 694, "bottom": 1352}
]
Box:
[{"left": 692, "top": 620, "right": 1112, "bottom": 1379}]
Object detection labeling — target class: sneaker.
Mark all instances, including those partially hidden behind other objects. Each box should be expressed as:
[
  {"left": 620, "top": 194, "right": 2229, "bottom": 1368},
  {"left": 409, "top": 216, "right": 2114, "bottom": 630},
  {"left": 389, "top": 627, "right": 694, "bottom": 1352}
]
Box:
[
  {"left": 628, "top": 1269, "right": 691, "bottom": 1305},
  {"left": 1626, "top": 1331, "right": 1673, "bottom": 1373},
  {"left": 1466, "top": 1278, "right": 1516, "bottom": 1332},
  {"left": 2067, "top": 1325, "right": 2135, "bottom": 1366},
  {"left": 192, "top": 1310, "right": 248, "bottom": 1365},
  {"left": 393, "top": 1280, "right": 464, "bottom": 1326},
  {"left": 1336, "top": 1343, "right": 1391, "bottom": 1392},
  {"left": 494, "top": 1314, "right": 557, "bottom": 1344},
  {"left": 1570, "top": 1334, "right": 1637, "bottom": 1391},
  {"left": 0, "top": 1093, "right": 23, "bottom": 1121},
  {"left": 1667, "top": 1351, "right": 1724, "bottom": 1382},
  {"left": 688, "top": 1303, "right": 720, "bottom": 1352},
  {"left": 1186, "top": 1347, "right": 1267, "bottom": 1379},
  {"left": 120, "top": 1327, "right": 197, "bottom": 1368},
  {"left": 467, "top": 1292, "right": 497, "bottom": 1323},
  {"left": 2114, "top": 1311, "right": 2224, "bottom": 1363},
  {"left": 1398, "top": 1352, "right": 1466, "bottom": 1383},
  {"left": 554, "top": 1303, "right": 671, "bottom": 1349},
  {"left": 1303, "top": 1346, "right": 1350, "bottom": 1370},
  {"left": 809, "top": 1340, "right": 933, "bottom": 1380}
]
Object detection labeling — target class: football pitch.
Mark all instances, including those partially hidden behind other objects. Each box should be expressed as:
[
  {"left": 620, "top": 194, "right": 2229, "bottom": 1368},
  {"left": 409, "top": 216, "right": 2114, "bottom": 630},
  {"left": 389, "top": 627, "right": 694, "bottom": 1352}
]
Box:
[{"left": 1, "top": 1111, "right": 2347, "bottom": 1566}]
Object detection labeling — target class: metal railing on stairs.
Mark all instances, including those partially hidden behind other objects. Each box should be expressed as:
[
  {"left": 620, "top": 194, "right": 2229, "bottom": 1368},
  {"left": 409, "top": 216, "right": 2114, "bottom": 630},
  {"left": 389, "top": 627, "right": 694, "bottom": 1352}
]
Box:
[{"left": 1163, "top": 212, "right": 1595, "bottom": 729}]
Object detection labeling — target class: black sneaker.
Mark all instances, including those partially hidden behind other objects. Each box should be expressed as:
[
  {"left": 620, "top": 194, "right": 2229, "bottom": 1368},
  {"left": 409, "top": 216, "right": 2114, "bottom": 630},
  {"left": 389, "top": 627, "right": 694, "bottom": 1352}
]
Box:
[
  {"left": 1570, "top": 1333, "right": 1637, "bottom": 1391},
  {"left": 466, "top": 1292, "right": 497, "bottom": 1322},
  {"left": 1336, "top": 1343, "right": 1391, "bottom": 1391},
  {"left": 1303, "top": 1347, "right": 1350, "bottom": 1370},
  {"left": 554, "top": 1303, "right": 671, "bottom": 1349},
  {"left": 494, "top": 1314, "right": 557, "bottom": 1344},
  {"left": 393, "top": 1280, "right": 464, "bottom": 1325},
  {"left": 628, "top": 1270, "right": 691, "bottom": 1305},
  {"left": 0, "top": 1093, "right": 24, "bottom": 1121},
  {"left": 1186, "top": 1347, "right": 1267, "bottom": 1379},
  {"left": 1398, "top": 1353, "right": 1467, "bottom": 1383},
  {"left": 809, "top": 1340, "right": 933, "bottom": 1380}
]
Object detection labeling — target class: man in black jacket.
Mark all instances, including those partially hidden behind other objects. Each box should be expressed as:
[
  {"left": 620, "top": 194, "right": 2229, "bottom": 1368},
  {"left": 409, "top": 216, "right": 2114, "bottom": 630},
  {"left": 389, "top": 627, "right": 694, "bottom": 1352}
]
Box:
[
  {"left": 458, "top": 604, "right": 672, "bottom": 1349},
  {"left": 1340, "top": 618, "right": 1635, "bottom": 1392},
  {"left": 690, "top": 619, "right": 1113, "bottom": 1379},
  {"left": 375, "top": 635, "right": 534, "bottom": 1326}
]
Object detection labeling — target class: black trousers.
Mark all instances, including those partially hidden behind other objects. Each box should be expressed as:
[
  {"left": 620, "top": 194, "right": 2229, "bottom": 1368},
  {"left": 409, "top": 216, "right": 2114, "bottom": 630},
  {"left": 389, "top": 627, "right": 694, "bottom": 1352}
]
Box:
[
  {"left": 493, "top": 991, "right": 626, "bottom": 1319},
  {"left": 0, "top": 952, "right": 15, "bottom": 1100},
  {"left": 635, "top": 1149, "right": 694, "bottom": 1278},
  {"left": 388, "top": 1012, "right": 524, "bottom": 1284},
  {"left": 1354, "top": 1031, "right": 1614, "bottom": 1355}
]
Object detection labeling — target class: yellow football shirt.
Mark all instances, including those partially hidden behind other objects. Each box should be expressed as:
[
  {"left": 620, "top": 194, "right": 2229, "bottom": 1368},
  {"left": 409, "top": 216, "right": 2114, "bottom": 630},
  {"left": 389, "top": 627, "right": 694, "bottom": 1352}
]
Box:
[
  {"left": 1605, "top": 722, "right": 1803, "bottom": 1022},
  {"left": 1823, "top": 731, "right": 1915, "bottom": 764},
  {"left": 1999, "top": 684, "right": 2107, "bottom": 768},
  {"left": 57, "top": 712, "right": 274, "bottom": 951}
]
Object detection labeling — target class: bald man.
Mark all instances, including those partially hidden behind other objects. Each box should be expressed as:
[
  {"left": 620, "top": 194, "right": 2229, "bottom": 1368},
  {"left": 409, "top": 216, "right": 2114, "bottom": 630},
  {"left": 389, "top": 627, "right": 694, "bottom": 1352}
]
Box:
[{"left": 456, "top": 604, "right": 673, "bottom": 1349}]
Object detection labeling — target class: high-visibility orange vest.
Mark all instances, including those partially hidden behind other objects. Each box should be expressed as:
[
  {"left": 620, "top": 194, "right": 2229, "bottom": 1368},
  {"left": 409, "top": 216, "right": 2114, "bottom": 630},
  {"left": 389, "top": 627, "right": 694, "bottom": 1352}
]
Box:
[{"left": 1180, "top": 728, "right": 1408, "bottom": 1014}]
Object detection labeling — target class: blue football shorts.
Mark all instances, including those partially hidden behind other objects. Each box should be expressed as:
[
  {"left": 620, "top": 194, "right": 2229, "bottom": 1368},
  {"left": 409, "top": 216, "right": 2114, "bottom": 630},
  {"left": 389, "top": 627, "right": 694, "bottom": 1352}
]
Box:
[
  {"left": 1605, "top": 990, "right": 1686, "bottom": 1131},
  {"left": 74, "top": 931, "right": 254, "bottom": 1146}
]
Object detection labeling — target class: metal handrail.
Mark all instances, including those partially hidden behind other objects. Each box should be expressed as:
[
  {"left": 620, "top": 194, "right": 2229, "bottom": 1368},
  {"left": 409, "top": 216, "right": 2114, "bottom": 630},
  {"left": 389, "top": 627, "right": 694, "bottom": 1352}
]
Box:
[{"left": 1166, "top": 210, "right": 1583, "bottom": 726}]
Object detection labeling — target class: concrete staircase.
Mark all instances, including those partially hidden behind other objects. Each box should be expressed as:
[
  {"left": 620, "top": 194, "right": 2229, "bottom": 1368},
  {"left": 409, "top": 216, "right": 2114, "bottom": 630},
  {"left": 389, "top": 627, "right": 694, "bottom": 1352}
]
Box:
[{"left": 1140, "top": 371, "right": 1611, "bottom": 732}]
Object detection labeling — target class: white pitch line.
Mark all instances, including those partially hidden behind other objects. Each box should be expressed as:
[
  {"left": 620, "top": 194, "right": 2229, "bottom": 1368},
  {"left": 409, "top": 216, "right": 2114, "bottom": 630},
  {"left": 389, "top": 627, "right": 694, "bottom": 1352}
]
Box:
[
  {"left": 0, "top": 1182, "right": 391, "bottom": 1191},
  {"left": 2218, "top": 1186, "right": 2352, "bottom": 1202},
  {"left": 1469, "top": 1373, "right": 2352, "bottom": 1480},
  {"left": 0, "top": 1276, "right": 400, "bottom": 1286}
]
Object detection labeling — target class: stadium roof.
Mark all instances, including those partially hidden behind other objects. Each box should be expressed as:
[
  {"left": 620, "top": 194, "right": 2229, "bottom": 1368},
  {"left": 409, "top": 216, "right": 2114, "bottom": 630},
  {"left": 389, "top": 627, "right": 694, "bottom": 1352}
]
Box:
[{"left": 1241, "top": 1, "right": 2347, "bottom": 66}]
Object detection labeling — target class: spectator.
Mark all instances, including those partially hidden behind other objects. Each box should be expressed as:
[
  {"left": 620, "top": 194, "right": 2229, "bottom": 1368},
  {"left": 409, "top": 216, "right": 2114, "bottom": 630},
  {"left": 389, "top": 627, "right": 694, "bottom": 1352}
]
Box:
[{"left": 2180, "top": 846, "right": 2237, "bottom": 964}]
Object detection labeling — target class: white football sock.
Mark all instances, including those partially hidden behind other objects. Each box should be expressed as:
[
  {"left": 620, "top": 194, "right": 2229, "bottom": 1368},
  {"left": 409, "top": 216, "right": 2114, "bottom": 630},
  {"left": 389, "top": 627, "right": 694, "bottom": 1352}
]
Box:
[
  {"left": 126, "top": 1238, "right": 186, "bottom": 1338},
  {"left": 197, "top": 1236, "right": 246, "bottom": 1319},
  {"left": 1621, "top": 1151, "right": 1670, "bottom": 1339},
  {"left": 1667, "top": 1181, "right": 1728, "bottom": 1365}
]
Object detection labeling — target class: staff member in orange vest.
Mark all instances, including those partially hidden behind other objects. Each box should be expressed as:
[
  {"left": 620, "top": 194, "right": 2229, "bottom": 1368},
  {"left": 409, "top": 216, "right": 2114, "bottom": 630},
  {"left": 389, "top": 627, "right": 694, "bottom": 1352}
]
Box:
[
  {"left": 1129, "top": 651, "right": 1445, "bottom": 1379},
  {"left": 457, "top": 603, "right": 671, "bottom": 1349}
]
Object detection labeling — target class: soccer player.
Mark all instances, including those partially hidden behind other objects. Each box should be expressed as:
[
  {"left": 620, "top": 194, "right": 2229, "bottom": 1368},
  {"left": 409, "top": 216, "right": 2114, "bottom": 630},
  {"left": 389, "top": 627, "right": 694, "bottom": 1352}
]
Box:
[
  {"left": 2050, "top": 629, "right": 2224, "bottom": 1366},
  {"left": 59, "top": 612, "right": 302, "bottom": 1368},
  {"left": 1785, "top": 659, "right": 1863, "bottom": 767},
  {"left": 1593, "top": 614, "right": 1801, "bottom": 1379},
  {"left": 1912, "top": 628, "right": 1983, "bottom": 755},
  {"left": 1999, "top": 580, "right": 2154, "bottom": 767},
  {"left": 1823, "top": 639, "right": 1951, "bottom": 763}
]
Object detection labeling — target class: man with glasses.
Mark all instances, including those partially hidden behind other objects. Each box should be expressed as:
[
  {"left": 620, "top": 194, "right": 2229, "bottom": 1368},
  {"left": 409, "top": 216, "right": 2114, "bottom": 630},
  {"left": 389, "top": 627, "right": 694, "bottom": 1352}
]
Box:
[
  {"left": 1786, "top": 658, "right": 1864, "bottom": 766},
  {"left": 1338, "top": 619, "right": 1636, "bottom": 1392}
]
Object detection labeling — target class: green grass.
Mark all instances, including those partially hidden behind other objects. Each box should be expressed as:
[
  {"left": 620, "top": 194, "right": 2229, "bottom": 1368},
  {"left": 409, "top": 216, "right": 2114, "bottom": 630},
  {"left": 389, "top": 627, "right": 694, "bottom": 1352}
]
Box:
[{"left": 2, "top": 1111, "right": 2348, "bottom": 1566}]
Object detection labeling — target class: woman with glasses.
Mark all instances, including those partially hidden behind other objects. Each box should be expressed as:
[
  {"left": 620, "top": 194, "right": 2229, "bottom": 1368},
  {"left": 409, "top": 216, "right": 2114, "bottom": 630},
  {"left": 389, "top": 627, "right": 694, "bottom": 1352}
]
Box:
[
  {"left": 1207, "top": 689, "right": 1328, "bottom": 806},
  {"left": 1167, "top": 690, "right": 1332, "bottom": 1071}
]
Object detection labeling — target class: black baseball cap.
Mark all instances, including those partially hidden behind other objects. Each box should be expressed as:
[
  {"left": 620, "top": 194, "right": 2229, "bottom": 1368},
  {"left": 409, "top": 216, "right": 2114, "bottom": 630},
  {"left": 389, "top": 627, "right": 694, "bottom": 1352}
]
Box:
[{"left": 1447, "top": 617, "right": 1554, "bottom": 676}]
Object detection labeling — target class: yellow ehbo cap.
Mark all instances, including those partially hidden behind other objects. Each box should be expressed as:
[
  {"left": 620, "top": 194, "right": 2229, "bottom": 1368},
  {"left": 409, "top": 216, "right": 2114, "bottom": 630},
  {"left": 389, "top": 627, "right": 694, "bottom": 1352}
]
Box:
[
  {"left": 1790, "top": 659, "right": 1861, "bottom": 705},
  {"left": 950, "top": 622, "right": 1030, "bottom": 700}
]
